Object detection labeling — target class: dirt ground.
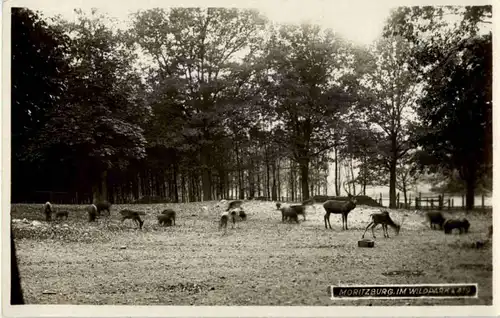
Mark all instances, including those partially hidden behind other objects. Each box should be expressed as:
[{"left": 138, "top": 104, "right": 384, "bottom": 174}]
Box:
[{"left": 11, "top": 201, "right": 492, "bottom": 305}]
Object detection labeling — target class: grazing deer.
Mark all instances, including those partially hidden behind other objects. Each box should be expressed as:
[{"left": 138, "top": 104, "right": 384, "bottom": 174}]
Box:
[
  {"left": 43, "top": 202, "right": 53, "bottom": 221},
  {"left": 94, "top": 201, "right": 111, "bottom": 217},
  {"left": 161, "top": 209, "right": 176, "bottom": 226},
  {"left": 443, "top": 218, "right": 470, "bottom": 234},
  {"left": 87, "top": 204, "right": 98, "bottom": 222},
  {"left": 119, "top": 209, "right": 144, "bottom": 229},
  {"left": 157, "top": 214, "right": 173, "bottom": 226},
  {"left": 226, "top": 200, "right": 243, "bottom": 211},
  {"left": 219, "top": 211, "right": 229, "bottom": 232},
  {"left": 426, "top": 211, "right": 446, "bottom": 230},
  {"left": 55, "top": 210, "right": 69, "bottom": 220},
  {"left": 279, "top": 206, "right": 300, "bottom": 224},
  {"left": 362, "top": 210, "right": 402, "bottom": 239},
  {"left": 238, "top": 209, "right": 247, "bottom": 221},
  {"left": 323, "top": 183, "right": 357, "bottom": 230}
]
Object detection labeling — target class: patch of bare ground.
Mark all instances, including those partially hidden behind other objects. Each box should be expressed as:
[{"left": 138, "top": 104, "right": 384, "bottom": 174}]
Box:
[{"left": 11, "top": 202, "right": 492, "bottom": 305}]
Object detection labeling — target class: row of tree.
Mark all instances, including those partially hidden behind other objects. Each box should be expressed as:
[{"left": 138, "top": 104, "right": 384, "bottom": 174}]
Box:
[{"left": 11, "top": 6, "right": 491, "bottom": 209}]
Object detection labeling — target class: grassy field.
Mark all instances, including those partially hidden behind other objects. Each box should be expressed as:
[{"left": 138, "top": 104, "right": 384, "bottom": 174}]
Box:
[{"left": 11, "top": 201, "right": 492, "bottom": 306}]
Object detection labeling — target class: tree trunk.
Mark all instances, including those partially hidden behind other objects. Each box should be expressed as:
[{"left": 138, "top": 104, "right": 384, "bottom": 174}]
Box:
[
  {"left": 299, "top": 158, "right": 310, "bottom": 200},
  {"left": 100, "top": 170, "right": 108, "bottom": 201},
  {"left": 334, "top": 147, "right": 339, "bottom": 196},
  {"left": 173, "top": 163, "right": 179, "bottom": 203},
  {"left": 465, "top": 174, "right": 476, "bottom": 211},
  {"left": 389, "top": 160, "right": 397, "bottom": 208},
  {"left": 201, "top": 147, "right": 212, "bottom": 202},
  {"left": 290, "top": 161, "right": 295, "bottom": 201},
  {"left": 266, "top": 158, "right": 270, "bottom": 199},
  {"left": 271, "top": 162, "right": 277, "bottom": 201},
  {"left": 277, "top": 159, "right": 281, "bottom": 199}
]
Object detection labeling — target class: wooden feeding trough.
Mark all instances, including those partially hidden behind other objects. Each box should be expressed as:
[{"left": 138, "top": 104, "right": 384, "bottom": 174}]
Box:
[{"left": 358, "top": 239, "right": 375, "bottom": 248}]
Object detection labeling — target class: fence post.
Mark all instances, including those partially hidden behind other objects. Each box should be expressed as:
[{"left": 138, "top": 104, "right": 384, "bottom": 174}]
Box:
[
  {"left": 438, "top": 195, "right": 443, "bottom": 210},
  {"left": 482, "top": 195, "right": 485, "bottom": 210},
  {"left": 461, "top": 195, "right": 465, "bottom": 209},
  {"left": 379, "top": 193, "right": 382, "bottom": 206},
  {"left": 430, "top": 198, "right": 434, "bottom": 209},
  {"left": 451, "top": 198, "right": 454, "bottom": 208},
  {"left": 447, "top": 198, "right": 451, "bottom": 210}
]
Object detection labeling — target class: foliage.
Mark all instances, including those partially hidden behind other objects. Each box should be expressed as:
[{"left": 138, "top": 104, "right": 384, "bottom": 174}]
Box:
[
  {"left": 130, "top": 8, "right": 269, "bottom": 200},
  {"left": 11, "top": 8, "right": 72, "bottom": 201},
  {"left": 384, "top": 6, "right": 492, "bottom": 209},
  {"left": 259, "top": 23, "right": 354, "bottom": 199},
  {"left": 33, "top": 9, "right": 150, "bottom": 192},
  {"left": 347, "top": 35, "right": 420, "bottom": 207}
]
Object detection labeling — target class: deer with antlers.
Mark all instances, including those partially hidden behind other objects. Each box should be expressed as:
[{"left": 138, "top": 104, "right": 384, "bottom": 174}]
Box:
[
  {"left": 362, "top": 210, "right": 404, "bottom": 239},
  {"left": 323, "top": 182, "right": 357, "bottom": 230}
]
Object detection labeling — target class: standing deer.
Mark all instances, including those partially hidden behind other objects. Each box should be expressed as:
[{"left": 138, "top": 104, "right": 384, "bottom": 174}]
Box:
[
  {"left": 43, "top": 202, "right": 53, "bottom": 221},
  {"left": 161, "top": 209, "right": 176, "bottom": 226},
  {"left": 219, "top": 211, "right": 229, "bottom": 233},
  {"left": 94, "top": 200, "right": 112, "bottom": 217},
  {"left": 87, "top": 204, "right": 98, "bottom": 222},
  {"left": 279, "top": 206, "right": 300, "bottom": 224},
  {"left": 426, "top": 211, "right": 446, "bottom": 230},
  {"left": 119, "top": 209, "right": 144, "bottom": 229},
  {"left": 323, "top": 183, "right": 357, "bottom": 230},
  {"left": 362, "top": 210, "right": 402, "bottom": 238}
]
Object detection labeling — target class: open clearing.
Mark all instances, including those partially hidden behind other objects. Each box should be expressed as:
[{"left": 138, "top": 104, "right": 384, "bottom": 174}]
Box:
[{"left": 11, "top": 201, "right": 492, "bottom": 306}]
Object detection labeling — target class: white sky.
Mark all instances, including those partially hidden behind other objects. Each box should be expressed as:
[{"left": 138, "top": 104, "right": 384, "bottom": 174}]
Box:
[{"left": 8, "top": 0, "right": 493, "bottom": 46}]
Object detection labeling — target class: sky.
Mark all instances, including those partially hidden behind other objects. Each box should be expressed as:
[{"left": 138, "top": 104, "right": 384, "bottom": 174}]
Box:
[
  {"left": 11, "top": 1, "right": 401, "bottom": 46},
  {"left": 15, "top": 0, "right": 493, "bottom": 47}
]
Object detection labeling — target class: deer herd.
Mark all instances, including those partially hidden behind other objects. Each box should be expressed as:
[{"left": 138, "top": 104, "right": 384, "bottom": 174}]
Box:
[{"left": 38, "top": 184, "right": 482, "bottom": 240}]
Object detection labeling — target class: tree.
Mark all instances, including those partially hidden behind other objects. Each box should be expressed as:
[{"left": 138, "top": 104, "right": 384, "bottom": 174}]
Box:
[
  {"left": 260, "top": 23, "right": 353, "bottom": 200},
  {"left": 11, "top": 8, "right": 70, "bottom": 202},
  {"left": 130, "top": 8, "right": 268, "bottom": 201},
  {"left": 35, "top": 9, "right": 150, "bottom": 201},
  {"left": 385, "top": 6, "right": 492, "bottom": 210},
  {"left": 354, "top": 36, "right": 420, "bottom": 208}
]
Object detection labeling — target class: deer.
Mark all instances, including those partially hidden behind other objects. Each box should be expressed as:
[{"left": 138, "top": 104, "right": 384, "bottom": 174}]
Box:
[
  {"left": 280, "top": 206, "right": 300, "bottom": 224},
  {"left": 226, "top": 200, "right": 243, "bottom": 211},
  {"left": 157, "top": 214, "right": 173, "bottom": 226},
  {"left": 43, "top": 202, "right": 53, "bottom": 221},
  {"left": 362, "top": 210, "right": 403, "bottom": 239},
  {"left": 161, "top": 209, "right": 176, "bottom": 226},
  {"left": 119, "top": 209, "right": 144, "bottom": 229},
  {"left": 94, "top": 200, "right": 112, "bottom": 217},
  {"left": 323, "top": 182, "right": 357, "bottom": 230},
  {"left": 443, "top": 218, "right": 470, "bottom": 234},
  {"left": 426, "top": 211, "right": 446, "bottom": 230},
  {"left": 87, "top": 204, "right": 98, "bottom": 222},
  {"left": 219, "top": 211, "right": 229, "bottom": 232}
]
